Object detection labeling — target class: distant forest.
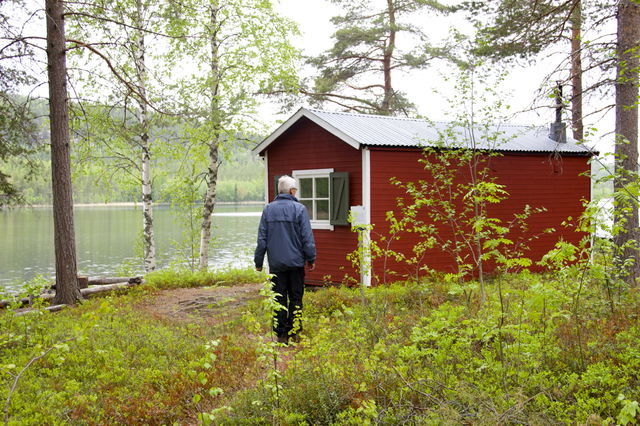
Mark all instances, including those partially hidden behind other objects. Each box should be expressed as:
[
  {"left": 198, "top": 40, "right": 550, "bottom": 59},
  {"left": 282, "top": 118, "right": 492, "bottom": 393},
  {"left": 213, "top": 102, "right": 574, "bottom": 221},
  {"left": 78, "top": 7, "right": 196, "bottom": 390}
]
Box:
[
  {"left": 5, "top": 97, "right": 614, "bottom": 205},
  {"left": 6, "top": 146, "right": 264, "bottom": 205},
  {"left": 4, "top": 98, "right": 265, "bottom": 205}
]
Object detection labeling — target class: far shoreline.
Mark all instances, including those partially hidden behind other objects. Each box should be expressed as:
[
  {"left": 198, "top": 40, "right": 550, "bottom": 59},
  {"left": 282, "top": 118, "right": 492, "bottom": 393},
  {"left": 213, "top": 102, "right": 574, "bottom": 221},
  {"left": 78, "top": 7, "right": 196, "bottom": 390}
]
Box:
[{"left": 8, "top": 200, "right": 266, "bottom": 209}]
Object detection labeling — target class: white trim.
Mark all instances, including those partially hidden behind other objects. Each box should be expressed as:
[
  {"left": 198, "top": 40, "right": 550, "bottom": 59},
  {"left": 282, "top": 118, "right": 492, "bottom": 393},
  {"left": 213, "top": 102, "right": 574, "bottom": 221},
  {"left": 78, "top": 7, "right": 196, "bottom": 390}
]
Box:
[
  {"left": 252, "top": 108, "right": 361, "bottom": 155},
  {"left": 303, "top": 111, "right": 361, "bottom": 150},
  {"left": 362, "top": 148, "right": 371, "bottom": 225},
  {"left": 361, "top": 148, "right": 372, "bottom": 287},
  {"left": 292, "top": 168, "right": 335, "bottom": 231},
  {"left": 310, "top": 221, "right": 334, "bottom": 230},
  {"left": 263, "top": 152, "right": 269, "bottom": 204},
  {"left": 292, "top": 168, "right": 334, "bottom": 177}
]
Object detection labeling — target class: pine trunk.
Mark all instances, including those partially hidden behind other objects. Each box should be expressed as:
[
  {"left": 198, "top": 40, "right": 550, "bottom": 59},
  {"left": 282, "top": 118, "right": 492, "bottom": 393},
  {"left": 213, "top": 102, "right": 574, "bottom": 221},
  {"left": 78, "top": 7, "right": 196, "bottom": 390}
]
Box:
[
  {"left": 46, "top": 0, "right": 81, "bottom": 305},
  {"left": 614, "top": 0, "right": 640, "bottom": 286},
  {"left": 381, "top": 0, "right": 396, "bottom": 115},
  {"left": 570, "top": 2, "right": 583, "bottom": 141},
  {"left": 135, "top": 0, "right": 156, "bottom": 273}
]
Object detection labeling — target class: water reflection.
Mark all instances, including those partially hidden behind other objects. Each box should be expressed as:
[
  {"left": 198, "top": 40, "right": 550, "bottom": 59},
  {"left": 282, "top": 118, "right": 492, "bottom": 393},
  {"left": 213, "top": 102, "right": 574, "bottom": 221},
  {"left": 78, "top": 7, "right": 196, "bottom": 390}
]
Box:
[{"left": 0, "top": 204, "right": 263, "bottom": 292}]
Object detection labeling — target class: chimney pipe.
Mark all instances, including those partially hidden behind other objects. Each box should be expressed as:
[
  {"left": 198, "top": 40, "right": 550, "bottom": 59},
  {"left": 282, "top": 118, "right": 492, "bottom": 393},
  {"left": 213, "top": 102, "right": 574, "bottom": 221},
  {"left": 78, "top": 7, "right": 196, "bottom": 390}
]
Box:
[{"left": 549, "top": 81, "right": 567, "bottom": 143}]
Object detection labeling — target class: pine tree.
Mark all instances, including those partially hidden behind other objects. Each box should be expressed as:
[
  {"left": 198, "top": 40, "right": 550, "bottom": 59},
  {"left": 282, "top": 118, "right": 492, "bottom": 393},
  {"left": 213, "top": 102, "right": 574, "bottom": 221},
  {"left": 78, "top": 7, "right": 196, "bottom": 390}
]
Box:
[
  {"left": 470, "top": 0, "right": 587, "bottom": 141},
  {"left": 46, "top": 0, "right": 82, "bottom": 305},
  {"left": 472, "top": 0, "right": 639, "bottom": 285},
  {"left": 613, "top": 0, "right": 640, "bottom": 286},
  {"left": 305, "top": 0, "right": 455, "bottom": 115}
]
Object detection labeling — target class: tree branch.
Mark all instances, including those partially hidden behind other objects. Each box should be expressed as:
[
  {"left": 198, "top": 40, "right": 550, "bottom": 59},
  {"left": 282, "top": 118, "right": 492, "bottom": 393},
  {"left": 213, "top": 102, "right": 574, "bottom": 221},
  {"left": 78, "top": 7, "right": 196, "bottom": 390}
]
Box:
[
  {"left": 65, "top": 38, "right": 171, "bottom": 115},
  {"left": 4, "top": 338, "right": 76, "bottom": 425}
]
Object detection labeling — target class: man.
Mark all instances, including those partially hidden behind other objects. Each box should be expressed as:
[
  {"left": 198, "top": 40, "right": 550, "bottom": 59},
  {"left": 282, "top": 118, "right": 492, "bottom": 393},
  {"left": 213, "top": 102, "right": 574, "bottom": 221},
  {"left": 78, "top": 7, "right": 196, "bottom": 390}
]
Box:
[{"left": 254, "top": 175, "right": 316, "bottom": 344}]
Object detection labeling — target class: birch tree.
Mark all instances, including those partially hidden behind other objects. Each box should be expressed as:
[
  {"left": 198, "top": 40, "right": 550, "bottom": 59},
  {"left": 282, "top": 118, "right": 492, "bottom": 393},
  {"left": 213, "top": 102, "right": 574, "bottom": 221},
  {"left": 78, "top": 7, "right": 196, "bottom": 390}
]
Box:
[
  {"left": 133, "top": 0, "right": 156, "bottom": 272},
  {"left": 167, "top": 0, "right": 299, "bottom": 270},
  {"left": 67, "top": 0, "right": 174, "bottom": 272}
]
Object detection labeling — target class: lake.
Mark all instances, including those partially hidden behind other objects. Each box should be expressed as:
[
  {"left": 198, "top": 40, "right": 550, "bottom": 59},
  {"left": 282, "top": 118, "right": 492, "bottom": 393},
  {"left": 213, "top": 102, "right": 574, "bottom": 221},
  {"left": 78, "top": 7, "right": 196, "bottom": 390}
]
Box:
[{"left": 0, "top": 203, "right": 263, "bottom": 293}]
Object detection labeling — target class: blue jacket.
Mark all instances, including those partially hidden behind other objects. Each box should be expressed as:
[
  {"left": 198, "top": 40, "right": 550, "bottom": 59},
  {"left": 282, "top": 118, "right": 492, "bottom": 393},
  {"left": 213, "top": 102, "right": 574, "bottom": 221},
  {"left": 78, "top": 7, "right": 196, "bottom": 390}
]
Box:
[{"left": 254, "top": 194, "right": 316, "bottom": 272}]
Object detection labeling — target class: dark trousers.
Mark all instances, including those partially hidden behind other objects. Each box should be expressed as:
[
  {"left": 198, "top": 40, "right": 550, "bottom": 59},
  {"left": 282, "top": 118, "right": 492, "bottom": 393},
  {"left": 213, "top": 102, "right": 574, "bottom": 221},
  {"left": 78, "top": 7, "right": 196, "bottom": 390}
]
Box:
[{"left": 271, "top": 268, "right": 305, "bottom": 337}]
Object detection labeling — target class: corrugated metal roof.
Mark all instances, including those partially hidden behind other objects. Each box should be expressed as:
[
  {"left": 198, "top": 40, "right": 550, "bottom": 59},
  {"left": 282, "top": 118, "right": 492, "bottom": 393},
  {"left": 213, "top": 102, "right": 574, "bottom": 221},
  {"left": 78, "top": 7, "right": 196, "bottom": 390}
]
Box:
[{"left": 253, "top": 107, "right": 596, "bottom": 155}]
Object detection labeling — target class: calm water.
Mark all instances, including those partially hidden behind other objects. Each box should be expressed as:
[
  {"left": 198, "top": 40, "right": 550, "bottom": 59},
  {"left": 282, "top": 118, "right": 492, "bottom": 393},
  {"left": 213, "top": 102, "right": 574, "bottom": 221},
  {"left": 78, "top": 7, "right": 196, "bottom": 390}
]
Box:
[{"left": 0, "top": 204, "right": 263, "bottom": 292}]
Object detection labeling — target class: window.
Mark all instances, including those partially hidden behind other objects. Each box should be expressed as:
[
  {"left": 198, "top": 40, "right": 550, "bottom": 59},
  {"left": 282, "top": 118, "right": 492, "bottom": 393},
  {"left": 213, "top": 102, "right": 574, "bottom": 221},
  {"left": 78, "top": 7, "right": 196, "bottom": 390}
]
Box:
[
  {"left": 293, "top": 169, "right": 332, "bottom": 229},
  {"left": 291, "top": 169, "right": 350, "bottom": 230}
]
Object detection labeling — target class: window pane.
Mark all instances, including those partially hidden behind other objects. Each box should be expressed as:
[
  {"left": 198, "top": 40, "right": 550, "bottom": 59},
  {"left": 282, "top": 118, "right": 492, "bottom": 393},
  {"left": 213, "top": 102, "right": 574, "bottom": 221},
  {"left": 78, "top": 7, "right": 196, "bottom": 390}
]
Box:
[
  {"left": 299, "top": 178, "right": 313, "bottom": 199},
  {"left": 316, "top": 177, "right": 329, "bottom": 198},
  {"left": 316, "top": 200, "right": 329, "bottom": 220},
  {"left": 301, "top": 200, "right": 313, "bottom": 219}
]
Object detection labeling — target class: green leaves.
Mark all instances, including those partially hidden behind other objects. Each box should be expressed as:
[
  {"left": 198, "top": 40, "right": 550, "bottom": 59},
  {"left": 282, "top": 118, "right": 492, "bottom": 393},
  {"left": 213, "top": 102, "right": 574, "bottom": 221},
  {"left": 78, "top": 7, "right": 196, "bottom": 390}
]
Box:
[
  {"left": 617, "top": 394, "right": 639, "bottom": 425},
  {"left": 169, "top": 0, "right": 300, "bottom": 111}
]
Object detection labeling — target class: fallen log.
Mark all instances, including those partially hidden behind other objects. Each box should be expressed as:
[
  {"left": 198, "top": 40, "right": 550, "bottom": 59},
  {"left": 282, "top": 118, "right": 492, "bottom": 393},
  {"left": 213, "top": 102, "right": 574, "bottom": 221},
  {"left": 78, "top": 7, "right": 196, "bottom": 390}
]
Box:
[
  {"left": 0, "top": 293, "right": 55, "bottom": 309},
  {"left": 2, "top": 279, "right": 143, "bottom": 312},
  {"left": 88, "top": 276, "right": 143, "bottom": 285},
  {"left": 81, "top": 281, "right": 141, "bottom": 296},
  {"left": 0, "top": 297, "right": 31, "bottom": 309},
  {"left": 12, "top": 281, "right": 143, "bottom": 315},
  {"left": 15, "top": 304, "right": 68, "bottom": 316}
]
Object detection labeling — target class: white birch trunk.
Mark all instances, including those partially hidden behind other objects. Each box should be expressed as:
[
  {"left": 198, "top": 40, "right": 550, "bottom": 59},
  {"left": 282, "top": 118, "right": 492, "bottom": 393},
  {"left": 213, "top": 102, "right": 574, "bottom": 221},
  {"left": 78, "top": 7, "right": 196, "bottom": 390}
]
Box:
[
  {"left": 199, "top": 141, "right": 220, "bottom": 270},
  {"left": 141, "top": 144, "right": 156, "bottom": 272},
  {"left": 135, "top": 0, "right": 156, "bottom": 272},
  {"left": 198, "top": 1, "right": 221, "bottom": 271}
]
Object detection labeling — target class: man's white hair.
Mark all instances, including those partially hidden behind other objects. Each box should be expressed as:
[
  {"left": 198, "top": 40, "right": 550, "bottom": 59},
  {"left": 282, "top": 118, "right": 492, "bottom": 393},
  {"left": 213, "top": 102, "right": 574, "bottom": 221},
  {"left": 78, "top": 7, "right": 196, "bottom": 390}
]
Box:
[{"left": 278, "top": 175, "right": 297, "bottom": 194}]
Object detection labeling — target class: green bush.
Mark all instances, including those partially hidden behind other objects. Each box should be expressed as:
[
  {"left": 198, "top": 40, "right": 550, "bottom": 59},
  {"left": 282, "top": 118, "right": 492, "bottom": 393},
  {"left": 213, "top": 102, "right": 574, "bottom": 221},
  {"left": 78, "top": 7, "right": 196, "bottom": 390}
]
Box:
[
  {"left": 2, "top": 268, "right": 639, "bottom": 424},
  {"left": 225, "top": 274, "right": 640, "bottom": 425},
  {"left": 0, "top": 281, "right": 261, "bottom": 424}
]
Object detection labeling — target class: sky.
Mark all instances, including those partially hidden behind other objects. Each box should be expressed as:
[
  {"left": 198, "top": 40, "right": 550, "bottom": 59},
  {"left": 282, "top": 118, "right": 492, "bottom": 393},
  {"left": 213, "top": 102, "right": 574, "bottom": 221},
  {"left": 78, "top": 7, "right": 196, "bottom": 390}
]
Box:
[
  {"left": 3, "top": 0, "right": 620, "bottom": 155},
  {"left": 271, "top": 0, "right": 617, "bottom": 156}
]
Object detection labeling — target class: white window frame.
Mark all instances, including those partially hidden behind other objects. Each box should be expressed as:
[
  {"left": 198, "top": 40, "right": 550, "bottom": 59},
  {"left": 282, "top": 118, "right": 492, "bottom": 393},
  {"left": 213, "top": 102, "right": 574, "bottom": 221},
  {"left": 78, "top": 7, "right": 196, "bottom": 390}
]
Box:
[{"left": 293, "top": 168, "right": 334, "bottom": 230}]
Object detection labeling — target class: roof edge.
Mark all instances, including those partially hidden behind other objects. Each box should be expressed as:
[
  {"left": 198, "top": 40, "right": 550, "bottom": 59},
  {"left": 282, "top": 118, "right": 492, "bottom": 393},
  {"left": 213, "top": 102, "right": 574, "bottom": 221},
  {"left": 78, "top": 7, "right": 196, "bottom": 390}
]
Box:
[
  {"left": 362, "top": 144, "right": 598, "bottom": 156},
  {"left": 252, "top": 107, "right": 597, "bottom": 156},
  {"left": 252, "top": 107, "right": 361, "bottom": 155}
]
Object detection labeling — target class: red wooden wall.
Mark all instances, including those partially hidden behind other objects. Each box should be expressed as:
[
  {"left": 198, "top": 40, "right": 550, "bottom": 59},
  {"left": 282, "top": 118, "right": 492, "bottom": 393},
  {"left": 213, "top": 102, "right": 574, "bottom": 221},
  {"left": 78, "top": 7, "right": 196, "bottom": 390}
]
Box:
[
  {"left": 369, "top": 147, "right": 591, "bottom": 283},
  {"left": 264, "top": 117, "right": 362, "bottom": 285},
  {"left": 261, "top": 117, "right": 591, "bottom": 286}
]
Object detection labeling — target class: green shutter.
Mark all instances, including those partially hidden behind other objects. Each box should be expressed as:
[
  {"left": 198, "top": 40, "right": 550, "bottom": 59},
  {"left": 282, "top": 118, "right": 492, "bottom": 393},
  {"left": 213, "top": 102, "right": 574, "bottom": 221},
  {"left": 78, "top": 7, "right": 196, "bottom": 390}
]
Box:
[
  {"left": 330, "top": 172, "right": 349, "bottom": 226},
  {"left": 273, "top": 174, "right": 283, "bottom": 200}
]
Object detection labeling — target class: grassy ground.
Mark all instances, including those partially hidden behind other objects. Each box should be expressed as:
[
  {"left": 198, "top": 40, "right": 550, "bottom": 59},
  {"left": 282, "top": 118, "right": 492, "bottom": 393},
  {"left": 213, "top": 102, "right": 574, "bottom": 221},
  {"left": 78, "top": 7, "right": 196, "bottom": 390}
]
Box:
[{"left": 1, "top": 268, "right": 639, "bottom": 424}]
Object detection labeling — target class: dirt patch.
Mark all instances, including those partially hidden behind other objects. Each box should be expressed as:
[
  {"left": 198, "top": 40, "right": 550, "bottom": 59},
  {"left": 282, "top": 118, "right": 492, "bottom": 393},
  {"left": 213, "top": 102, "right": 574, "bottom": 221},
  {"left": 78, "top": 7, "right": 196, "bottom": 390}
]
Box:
[{"left": 141, "top": 283, "right": 263, "bottom": 324}]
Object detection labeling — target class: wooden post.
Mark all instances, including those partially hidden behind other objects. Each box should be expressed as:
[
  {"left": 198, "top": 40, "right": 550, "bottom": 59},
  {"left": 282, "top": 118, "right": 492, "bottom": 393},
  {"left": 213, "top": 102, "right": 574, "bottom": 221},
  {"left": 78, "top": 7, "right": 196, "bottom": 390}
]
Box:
[{"left": 77, "top": 275, "right": 89, "bottom": 289}]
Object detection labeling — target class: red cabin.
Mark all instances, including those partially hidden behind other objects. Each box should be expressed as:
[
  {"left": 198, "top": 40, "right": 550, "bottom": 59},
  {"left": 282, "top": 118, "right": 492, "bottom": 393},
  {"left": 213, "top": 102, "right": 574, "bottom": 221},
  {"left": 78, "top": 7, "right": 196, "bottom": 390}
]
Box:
[{"left": 253, "top": 108, "right": 593, "bottom": 286}]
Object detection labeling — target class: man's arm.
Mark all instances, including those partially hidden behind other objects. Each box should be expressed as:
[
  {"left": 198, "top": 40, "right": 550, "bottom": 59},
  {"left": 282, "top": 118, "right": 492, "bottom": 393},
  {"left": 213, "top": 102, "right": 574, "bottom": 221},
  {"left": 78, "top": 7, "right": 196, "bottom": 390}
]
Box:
[
  {"left": 254, "top": 209, "right": 268, "bottom": 270},
  {"left": 298, "top": 206, "right": 316, "bottom": 266}
]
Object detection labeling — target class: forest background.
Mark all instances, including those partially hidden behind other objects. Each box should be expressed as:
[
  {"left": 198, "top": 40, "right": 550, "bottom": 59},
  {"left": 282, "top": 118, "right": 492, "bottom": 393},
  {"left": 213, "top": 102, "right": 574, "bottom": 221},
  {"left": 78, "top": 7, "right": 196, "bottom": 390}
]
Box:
[
  {"left": 3, "top": 0, "right": 613, "bottom": 205},
  {"left": 1, "top": 0, "right": 624, "bottom": 207}
]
